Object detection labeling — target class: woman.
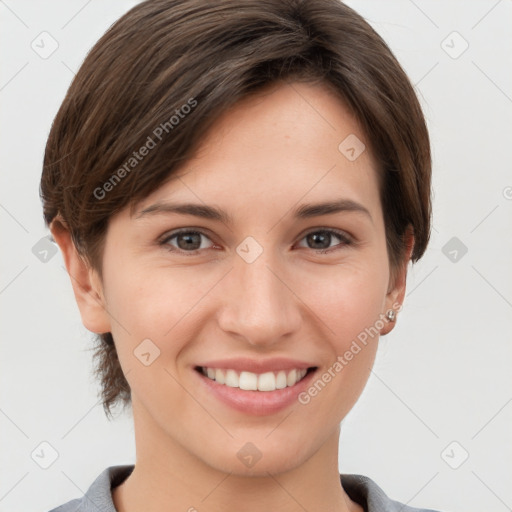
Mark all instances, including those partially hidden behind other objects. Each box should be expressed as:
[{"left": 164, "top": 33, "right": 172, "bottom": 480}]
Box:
[{"left": 41, "top": 0, "right": 439, "bottom": 510}]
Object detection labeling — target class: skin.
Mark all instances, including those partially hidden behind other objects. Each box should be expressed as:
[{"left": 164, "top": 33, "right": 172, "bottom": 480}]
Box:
[{"left": 52, "top": 81, "right": 413, "bottom": 512}]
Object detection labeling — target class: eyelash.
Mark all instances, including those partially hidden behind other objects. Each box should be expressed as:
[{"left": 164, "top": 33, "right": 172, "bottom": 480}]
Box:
[{"left": 158, "top": 227, "right": 354, "bottom": 256}]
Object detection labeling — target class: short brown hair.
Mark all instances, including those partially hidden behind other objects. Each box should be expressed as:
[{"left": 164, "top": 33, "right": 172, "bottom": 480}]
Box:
[{"left": 40, "top": 0, "right": 432, "bottom": 418}]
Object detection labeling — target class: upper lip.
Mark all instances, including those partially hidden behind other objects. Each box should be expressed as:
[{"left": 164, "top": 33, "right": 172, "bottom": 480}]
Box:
[{"left": 195, "top": 357, "right": 317, "bottom": 374}]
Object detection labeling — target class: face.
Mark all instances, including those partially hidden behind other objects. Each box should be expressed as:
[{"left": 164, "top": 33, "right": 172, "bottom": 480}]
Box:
[{"left": 60, "top": 81, "right": 408, "bottom": 477}]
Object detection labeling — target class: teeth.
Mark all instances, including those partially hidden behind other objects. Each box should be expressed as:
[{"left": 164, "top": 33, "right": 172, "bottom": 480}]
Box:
[
  {"left": 239, "top": 371, "right": 258, "bottom": 391},
  {"left": 257, "top": 371, "right": 275, "bottom": 391},
  {"left": 287, "top": 369, "right": 297, "bottom": 387},
  {"left": 215, "top": 368, "right": 225, "bottom": 385},
  {"left": 201, "top": 367, "right": 309, "bottom": 391},
  {"left": 276, "top": 370, "right": 287, "bottom": 389},
  {"left": 225, "top": 369, "right": 238, "bottom": 388}
]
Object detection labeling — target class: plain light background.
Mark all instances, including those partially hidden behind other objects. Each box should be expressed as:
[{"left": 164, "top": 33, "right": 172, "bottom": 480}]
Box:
[{"left": 1, "top": 1, "right": 511, "bottom": 511}]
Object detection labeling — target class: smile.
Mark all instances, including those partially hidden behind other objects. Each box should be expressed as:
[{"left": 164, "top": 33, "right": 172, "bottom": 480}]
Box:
[{"left": 198, "top": 367, "right": 311, "bottom": 392}]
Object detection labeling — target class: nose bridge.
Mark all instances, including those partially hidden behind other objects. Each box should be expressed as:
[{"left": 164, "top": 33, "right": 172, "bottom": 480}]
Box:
[{"left": 218, "top": 244, "right": 301, "bottom": 345}]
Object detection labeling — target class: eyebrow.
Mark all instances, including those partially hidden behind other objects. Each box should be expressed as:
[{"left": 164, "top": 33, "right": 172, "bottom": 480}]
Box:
[{"left": 135, "top": 198, "right": 372, "bottom": 224}]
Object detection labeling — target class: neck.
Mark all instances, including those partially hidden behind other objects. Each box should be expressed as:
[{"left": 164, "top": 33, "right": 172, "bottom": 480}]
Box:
[{"left": 113, "top": 398, "right": 362, "bottom": 512}]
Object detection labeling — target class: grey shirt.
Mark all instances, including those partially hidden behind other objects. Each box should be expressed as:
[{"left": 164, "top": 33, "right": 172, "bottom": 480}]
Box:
[{"left": 49, "top": 465, "right": 442, "bottom": 512}]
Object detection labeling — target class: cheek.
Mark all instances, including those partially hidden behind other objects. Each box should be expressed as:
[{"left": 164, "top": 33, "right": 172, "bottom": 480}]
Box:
[
  {"left": 101, "top": 258, "right": 224, "bottom": 383},
  {"left": 103, "top": 258, "right": 204, "bottom": 336},
  {"left": 100, "top": 263, "right": 201, "bottom": 405},
  {"left": 298, "top": 255, "right": 389, "bottom": 345},
  {"left": 292, "top": 261, "right": 388, "bottom": 423}
]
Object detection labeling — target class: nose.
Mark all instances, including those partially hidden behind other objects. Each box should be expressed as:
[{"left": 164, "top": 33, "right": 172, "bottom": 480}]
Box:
[{"left": 216, "top": 247, "right": 302, "bottom": 347}]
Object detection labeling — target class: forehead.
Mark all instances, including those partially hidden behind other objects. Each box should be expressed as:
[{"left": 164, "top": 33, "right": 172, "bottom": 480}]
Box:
[{"left": 131, "top": 81, "right": 381, "bottom": 222}]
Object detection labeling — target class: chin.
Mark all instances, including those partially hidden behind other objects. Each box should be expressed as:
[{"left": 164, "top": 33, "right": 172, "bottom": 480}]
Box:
[{"left": 202, "top": 442, "right": 310, "bottom": 478}]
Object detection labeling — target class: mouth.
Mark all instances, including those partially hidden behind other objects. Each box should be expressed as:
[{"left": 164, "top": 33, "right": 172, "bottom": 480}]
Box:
[
  {"left": 193, "top": 357, "right": 319, "bottom": 415},
  {"left": 195, "top": 366, "right": 317, "bottom": 392}
]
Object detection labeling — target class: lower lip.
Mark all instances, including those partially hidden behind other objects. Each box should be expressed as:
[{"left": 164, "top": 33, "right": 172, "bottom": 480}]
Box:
[{"left": 195, "top": 368, "right": 317, "bottom": 416}]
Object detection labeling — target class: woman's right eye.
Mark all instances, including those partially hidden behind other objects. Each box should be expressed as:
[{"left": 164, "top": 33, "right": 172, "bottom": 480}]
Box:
[{"left": 160, "top": 230, "right": 215, "bottom": 253}]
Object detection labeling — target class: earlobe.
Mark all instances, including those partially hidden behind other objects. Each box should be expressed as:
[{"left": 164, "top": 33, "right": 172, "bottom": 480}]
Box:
[
  {"left": 380, "top": 228, "right": 415, "bottom": 336},
  {"left": 50, "top": 217, "right": 111, "bottom": 334}
]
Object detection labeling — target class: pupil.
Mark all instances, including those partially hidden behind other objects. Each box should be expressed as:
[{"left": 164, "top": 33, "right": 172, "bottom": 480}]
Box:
[
  {"left": 178, "top": 232, "right": 201, "bottom": 250},
  {"left": 308, "top": 232, "right": 330, "bottom": 249}
]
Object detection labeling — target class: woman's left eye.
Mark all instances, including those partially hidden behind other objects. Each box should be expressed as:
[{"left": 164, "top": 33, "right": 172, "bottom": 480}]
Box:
[
  {"left": 296, "top": 229, "right": 352, "bottom": 252},
  {"left": 160, "top": 228, "right": 352, "bottom": 255}
]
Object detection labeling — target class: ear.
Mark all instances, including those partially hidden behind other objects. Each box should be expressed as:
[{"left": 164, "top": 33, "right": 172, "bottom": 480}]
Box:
[
  {"left": 50, "top": 217, "right": 111, "bottom": 334},
  {"left": 380, "top": 227, "right": 415, "bottom": 336}
]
